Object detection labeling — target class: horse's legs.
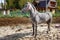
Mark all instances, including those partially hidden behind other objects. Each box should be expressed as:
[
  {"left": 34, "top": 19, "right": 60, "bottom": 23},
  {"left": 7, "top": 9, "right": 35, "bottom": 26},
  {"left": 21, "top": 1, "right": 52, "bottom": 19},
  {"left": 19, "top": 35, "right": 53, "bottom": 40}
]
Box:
[
  {"left": 34, "top": 23, "right": 37, "bottom": 38},
  {"left": 47, "top": 23, "right": 50, "bottom": 34},
  {"left": 47, "top": 19, "right": 51, "bottom": 33},
  {"left": 32, "top": 23, "right": 34, "bottom": 35},
  {"left": 48, "top": 23, "right": 50, "bottom": 31}
]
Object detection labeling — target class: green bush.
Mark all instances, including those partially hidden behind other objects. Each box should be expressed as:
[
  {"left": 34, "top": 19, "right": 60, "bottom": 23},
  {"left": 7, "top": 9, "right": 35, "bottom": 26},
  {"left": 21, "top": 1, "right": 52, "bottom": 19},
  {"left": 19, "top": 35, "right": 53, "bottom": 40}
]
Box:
[
  {"left": 53, "top": 10, "right": 60, "bottom": 17},
  {"left": 0, "top": 10, "right": 60, "bottom": 18},
  {"left": 10, "top": 10, "right": 30, "bottom": 17}
]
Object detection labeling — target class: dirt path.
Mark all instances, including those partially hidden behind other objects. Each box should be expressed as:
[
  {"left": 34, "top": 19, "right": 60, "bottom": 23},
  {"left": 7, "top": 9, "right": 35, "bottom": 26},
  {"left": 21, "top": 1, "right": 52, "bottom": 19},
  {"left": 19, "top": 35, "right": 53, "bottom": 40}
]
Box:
[{"left": 0, "top": 24, "right": 60, "bottom": 40}]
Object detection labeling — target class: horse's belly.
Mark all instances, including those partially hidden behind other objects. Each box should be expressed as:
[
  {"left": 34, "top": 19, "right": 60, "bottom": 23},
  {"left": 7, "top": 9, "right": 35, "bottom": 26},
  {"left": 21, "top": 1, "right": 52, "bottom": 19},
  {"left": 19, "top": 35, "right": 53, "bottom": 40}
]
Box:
[
  {"left": 36, "top": 19, "right": 44, "bottom": 24},
  {"left": 35, "top": 16, "right": 45, "bottom": 23}
]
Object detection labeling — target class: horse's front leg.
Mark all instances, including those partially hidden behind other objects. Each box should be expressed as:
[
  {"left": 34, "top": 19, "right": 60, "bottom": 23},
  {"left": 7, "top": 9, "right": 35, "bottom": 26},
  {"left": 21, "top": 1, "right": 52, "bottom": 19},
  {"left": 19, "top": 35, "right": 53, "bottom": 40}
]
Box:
[
  {"left": 32, "top": 23, "right": 34, "bottom": 35},
  {"left": 34, "top": 23, "right": 37, "bottom": 38}
]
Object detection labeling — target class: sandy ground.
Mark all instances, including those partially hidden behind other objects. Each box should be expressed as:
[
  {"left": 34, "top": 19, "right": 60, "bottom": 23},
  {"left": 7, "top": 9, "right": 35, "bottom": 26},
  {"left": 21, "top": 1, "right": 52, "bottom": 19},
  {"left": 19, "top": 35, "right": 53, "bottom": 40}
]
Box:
[{"left": 0, "top": 24, "right": 60, "bottom": 40}]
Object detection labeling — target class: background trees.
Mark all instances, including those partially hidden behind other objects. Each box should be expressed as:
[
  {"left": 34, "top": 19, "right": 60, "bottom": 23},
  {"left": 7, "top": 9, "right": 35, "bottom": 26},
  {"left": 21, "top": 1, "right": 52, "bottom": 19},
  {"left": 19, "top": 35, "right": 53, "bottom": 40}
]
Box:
[
  {"left": 6, "top": 0, "right": 33, "bottom": 9},
  {"left": 5, "top": 0, "right": 60, "bottom": 10},
  {"left": 57, "top": 0, "right": 60, "bottom": 10}
]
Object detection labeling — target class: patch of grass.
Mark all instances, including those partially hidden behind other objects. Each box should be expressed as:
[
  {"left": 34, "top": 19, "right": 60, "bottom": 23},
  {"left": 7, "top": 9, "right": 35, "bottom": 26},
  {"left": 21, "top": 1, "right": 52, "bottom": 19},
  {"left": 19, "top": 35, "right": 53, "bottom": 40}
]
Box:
[
  {"left": 10, "top": 10, "right": 30, "bottom": 17},
  {"left": 0, "top": 15, "right": 16, "bottom": 18},
  {"left": 0, "top": 10, "right": 60, "bottom": 18},
  {"left": 53, "top": 10, "right": 60, "bottom": 17}
]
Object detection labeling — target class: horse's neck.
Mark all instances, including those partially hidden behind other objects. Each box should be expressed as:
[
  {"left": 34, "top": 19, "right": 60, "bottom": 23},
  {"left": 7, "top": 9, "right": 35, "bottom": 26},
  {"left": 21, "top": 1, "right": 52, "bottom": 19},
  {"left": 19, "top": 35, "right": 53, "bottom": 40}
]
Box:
[{"left": 29, "top": 8, "right": 38, "bottom": 17}]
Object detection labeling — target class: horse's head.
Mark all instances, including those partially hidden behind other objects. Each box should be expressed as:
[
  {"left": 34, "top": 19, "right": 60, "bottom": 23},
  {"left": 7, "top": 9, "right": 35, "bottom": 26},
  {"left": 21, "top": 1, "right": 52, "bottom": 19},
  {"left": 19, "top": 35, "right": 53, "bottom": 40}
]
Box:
[{"left": 21, "top": 2, "right": 33, "bottom": 13}]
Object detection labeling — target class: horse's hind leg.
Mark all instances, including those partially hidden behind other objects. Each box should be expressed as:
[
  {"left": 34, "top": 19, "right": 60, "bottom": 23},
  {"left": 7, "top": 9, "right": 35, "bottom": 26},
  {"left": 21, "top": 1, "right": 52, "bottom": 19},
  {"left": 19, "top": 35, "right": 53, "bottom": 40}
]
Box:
[
  {"left": 47, "top": 19, "right": 51, "bottom": 33},
  {"left": 47, "top": 23, "right": 50, "bottom": 34},
  {"left": 48, "top": 23, "right": 50, "bottom": 31}
]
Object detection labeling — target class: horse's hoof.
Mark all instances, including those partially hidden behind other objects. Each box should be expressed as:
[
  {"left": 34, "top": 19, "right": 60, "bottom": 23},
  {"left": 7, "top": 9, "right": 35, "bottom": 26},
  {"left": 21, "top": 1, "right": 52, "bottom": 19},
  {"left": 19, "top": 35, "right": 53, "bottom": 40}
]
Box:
[{"left": 46, "top": 31, "right": 49, "bottom": 34}]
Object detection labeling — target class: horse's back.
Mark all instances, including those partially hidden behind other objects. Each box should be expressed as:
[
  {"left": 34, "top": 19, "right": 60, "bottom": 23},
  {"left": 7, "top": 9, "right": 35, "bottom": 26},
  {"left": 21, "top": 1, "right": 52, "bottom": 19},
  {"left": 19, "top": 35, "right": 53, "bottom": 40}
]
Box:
[{"left": 35, "top": 12, "right": 52, "bottom": 23}]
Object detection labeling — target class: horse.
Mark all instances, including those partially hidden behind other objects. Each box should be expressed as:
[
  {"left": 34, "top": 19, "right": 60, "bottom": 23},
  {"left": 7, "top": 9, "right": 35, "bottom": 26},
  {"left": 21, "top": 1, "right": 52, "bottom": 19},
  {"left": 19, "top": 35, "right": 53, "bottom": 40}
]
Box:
[{"left": 21, "top": 2, "right": 52, "bottom": 38}]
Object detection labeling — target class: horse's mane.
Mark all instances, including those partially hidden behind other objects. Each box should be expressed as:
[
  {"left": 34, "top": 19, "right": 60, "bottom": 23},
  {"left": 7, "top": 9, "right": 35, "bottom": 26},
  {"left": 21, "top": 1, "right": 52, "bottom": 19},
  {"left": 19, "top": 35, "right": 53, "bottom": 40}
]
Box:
[
  {"left": 31, "top": 3, "right": 36, "bottom": 9},
  {"left": 26, "top": 2, "right": 36, "bottom": 10}
]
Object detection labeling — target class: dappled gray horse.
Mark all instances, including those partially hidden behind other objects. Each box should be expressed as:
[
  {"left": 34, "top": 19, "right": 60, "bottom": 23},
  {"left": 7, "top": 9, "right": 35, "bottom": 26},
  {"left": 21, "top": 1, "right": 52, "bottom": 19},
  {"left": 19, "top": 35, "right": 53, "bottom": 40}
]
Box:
[{"left": 21, "top": 2, "right": 52, "bottom": 37}]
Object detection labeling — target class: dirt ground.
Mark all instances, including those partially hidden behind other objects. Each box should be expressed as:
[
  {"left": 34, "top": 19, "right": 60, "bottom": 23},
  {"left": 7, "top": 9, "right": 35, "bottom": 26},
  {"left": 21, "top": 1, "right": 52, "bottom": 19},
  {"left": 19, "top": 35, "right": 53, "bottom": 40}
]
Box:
[
  {"left": 0, "top": 17, "right": 60, "bottom": 26},
  {"left": 0, "top": 17, "right": 60, "bottom": 40},
  {"left": 0, "top": 24, "right": 60, "bottom": 40},
  {"left": 0, "top": 17, "right": 30, "bottom": 26}
]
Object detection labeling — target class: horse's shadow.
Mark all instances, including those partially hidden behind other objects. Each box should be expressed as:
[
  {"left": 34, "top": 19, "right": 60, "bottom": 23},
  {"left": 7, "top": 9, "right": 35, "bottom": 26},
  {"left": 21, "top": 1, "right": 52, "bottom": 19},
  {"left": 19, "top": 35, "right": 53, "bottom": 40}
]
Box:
[{"left": 0, "top": 32, "right": 32, "bottom": 40}]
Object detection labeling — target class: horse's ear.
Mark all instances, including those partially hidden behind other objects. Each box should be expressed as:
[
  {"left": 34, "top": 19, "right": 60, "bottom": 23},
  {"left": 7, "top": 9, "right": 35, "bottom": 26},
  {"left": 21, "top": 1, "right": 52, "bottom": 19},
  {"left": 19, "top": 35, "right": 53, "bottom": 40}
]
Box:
[{"left": 27, "top": 2, "right": 30, "bottom": 4}]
